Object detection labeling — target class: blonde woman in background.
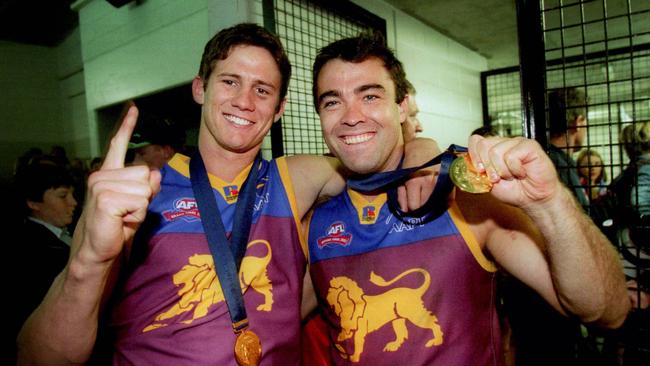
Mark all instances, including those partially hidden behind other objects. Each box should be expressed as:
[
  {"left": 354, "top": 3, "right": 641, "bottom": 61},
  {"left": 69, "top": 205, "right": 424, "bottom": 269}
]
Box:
[{"left": 577, "top": 149, "right": 608, "bottom": 201}]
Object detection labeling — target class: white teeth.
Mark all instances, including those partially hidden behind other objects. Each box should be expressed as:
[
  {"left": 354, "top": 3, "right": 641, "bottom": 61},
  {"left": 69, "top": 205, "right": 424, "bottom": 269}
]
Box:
[
  {"left": 225, "top": 114, "right": 252, "bottom": 126},
  {"left": 343, "top": 133, "right": 373, "bottom": 145}
]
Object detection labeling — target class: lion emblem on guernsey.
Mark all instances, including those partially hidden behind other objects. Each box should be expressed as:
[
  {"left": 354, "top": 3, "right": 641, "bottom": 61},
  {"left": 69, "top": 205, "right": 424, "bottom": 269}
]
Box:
[
  {"left": 143, "top": 240, "right": 273, "bottom": 332},
  {"left": 327, "top": 268, "right": 443, "bottom": 362}
]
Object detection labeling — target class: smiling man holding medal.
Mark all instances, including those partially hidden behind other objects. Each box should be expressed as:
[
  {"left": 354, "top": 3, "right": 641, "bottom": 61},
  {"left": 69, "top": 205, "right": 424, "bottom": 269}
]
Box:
[
  {"left": 15, "top": 24, "right": 436, "bottom": 366},
  {"left": 303, "top": 34, "right": 630, "bottom": 365}
]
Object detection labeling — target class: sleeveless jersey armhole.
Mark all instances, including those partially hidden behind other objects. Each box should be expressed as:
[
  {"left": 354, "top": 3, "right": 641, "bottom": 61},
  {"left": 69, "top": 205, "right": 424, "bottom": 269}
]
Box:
[
  {"left": 448, "top": 200, "right": 498, "bottom": 272},
  {"left": 276, "top": 156, "right": 309, "bottom": 261}
]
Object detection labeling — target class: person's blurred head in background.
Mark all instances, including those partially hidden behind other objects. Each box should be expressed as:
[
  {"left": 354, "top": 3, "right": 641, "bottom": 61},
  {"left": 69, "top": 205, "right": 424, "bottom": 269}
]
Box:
[
  {"left": 401, "top": 79, "right": 423, "bottom": 142},
  {"left": 128, "top": 112, "right": 185, "bottom": 170},
  {"left": 16, "top": 162, "right": 77, "bottom": 229}
]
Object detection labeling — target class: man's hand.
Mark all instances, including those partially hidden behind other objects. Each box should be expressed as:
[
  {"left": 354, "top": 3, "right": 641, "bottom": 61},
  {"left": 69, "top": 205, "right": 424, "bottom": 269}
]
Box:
[
  {"left": 76, "top": 105, "right": 161, "bottom": 265},
  {"left": 399, "top": 137, "right": 441, "bottom": 211},
  {"left": 467, "top": 135, "right": 561, "bottom": 209}
]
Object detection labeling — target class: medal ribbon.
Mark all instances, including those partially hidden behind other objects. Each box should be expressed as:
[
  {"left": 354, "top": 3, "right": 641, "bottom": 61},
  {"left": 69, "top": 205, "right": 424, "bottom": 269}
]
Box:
[
  {"left": 190, "top": 151, "right": 261, "bottom": 332},
  {"left": 347, "top": 144, "right": 467, "bottom": 223}
]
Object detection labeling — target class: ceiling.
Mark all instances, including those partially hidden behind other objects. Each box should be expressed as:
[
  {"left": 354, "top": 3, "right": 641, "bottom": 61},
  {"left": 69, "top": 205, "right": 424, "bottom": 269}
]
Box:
[
  {"left": 0, "top": 0, "right": 78, "bottom": 47},
  {"left": 3, "top": 0, "right": 645, "bottom": 71},
  {"left": 384, "top": 0, "right": 520, "bottom": 69},
  {"left": 0, "top": 0, "right": 519, "bottom": 68}
]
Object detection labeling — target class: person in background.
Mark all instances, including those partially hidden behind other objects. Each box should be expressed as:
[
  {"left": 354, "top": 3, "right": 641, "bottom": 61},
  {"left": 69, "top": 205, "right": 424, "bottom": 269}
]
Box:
[
  {"left": 128, "top": 112, "right": 185, "bottom": 170},
  {"left": 577, "top": 149, "right": 608, "bottom": 201},
  {"left": 471, "top": 125, "right": 500, "bottom": 137},
  {"left": 401, "top": 79, "right": 423, "bottom": 143},
  {"left": 6, "top": 162, "right": 77, "bottom": 364},
  {"left": 547, "top": 87, "right": 590, "bottom": 207},
  {"left": 13, "top": 147, "right": 44, "bottom": 177},
  {"left": 49, "top": 145, "right": 70, "bottom": 168},
  {"left": 88, "top": 157, "right": 103, "bottom": 174},
  {"left": 603, "top": 122, "right": 650, "bottom": 365}
]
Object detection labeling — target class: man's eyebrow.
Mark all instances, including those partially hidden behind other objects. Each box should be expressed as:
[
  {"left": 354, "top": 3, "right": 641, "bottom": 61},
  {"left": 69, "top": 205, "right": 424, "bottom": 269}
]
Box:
[
  {"left": 318, "top": 90, "right": 340, "bottom": 104},
  {"left": 355, "top": 84, "right": 385, "bottom": 94},
  {"left": 217, "top": 73, "right": 278, "bottom": 90}
]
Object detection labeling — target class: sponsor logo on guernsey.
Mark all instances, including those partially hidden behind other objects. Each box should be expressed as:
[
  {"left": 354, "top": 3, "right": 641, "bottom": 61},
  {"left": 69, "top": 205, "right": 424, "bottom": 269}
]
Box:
[
  {"left": 388, "top": 216, "right": 425, "bottom": 233},
  {"left": 317, "top": 221, "right": 352, "bottom": 248},
  {"left": 224, "top": 185, "right": 239, "bottom": 203},
  {"left": 162, "top": 198, "right": 200, "bottom": 221},
  {"left": 361, "top": 205, "right": 376, "bottom": 222}
]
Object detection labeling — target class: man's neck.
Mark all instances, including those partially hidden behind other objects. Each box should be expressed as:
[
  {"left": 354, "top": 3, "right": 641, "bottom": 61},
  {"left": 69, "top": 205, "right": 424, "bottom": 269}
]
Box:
[
  {"left": 354, "top": 150, "right": 403, "bottom": 203},
  {"left": 198, "top": 141, "right": 260, "bottom": 182}
]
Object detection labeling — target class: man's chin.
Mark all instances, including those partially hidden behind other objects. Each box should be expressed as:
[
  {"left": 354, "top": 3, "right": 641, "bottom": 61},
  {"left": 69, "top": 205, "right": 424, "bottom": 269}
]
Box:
[{"left": 341, "top": 160, "right": 378, "bottom": 175}]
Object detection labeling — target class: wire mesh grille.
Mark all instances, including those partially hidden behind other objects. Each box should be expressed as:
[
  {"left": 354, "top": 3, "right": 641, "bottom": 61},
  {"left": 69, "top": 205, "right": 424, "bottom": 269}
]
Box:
[
  {"left": 485, "top": 71, "right": 525, "bottom": 137},
  {"left": 486, "top": 0, "right": 650, "bottom": 362},
  {"left": 272, "top": 0, "right": 376, "bottom": 156},
  {"left": 546, "top": 0, "right": 649, "bottom": 362}
]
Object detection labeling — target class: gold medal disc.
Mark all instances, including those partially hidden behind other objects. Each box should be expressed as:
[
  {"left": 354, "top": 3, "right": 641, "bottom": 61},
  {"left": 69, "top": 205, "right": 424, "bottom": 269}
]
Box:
[
  {"left": 234, "top": 329, "right": 262, "bottom": 366},
  {"left": 449, "top": 153, "right": 492, "bottom": 193}
]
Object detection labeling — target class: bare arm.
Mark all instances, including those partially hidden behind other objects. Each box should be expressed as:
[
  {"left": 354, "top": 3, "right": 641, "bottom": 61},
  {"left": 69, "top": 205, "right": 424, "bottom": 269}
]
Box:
[
  {"left": 522, "top": 187, "right": 629, "bottom": 326},
  {"left": 286, "top": 155, "right": 346, "bottom": 219},
  {"left": 467, "top": 135, "right": 629, "bottom": 328},
  {"left": 17, "top": 106, "right": 160, "bottom": 365},
  {"left": 288, "top": 137, "right": 442, "bottom": 220}
]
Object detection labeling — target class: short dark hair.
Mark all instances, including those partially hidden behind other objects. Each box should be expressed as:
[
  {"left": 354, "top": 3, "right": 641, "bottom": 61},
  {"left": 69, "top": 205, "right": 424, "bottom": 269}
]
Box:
[
  {"left": 129, "top": 111, "right": 185, "bottom": 152},
  {"left": 471, "top": 125, "right": 499, "bottom": 137},
  {"left": 198, "top": 23, "right": 291, "bottom": 102},
  {"left": 15, "top": 162, "right": 74, "bottom": 214},
  {"left": 547, "top": 87, "right": 587, "bottom": 137},
  {"left": 312, "top": 32, "right": 408, "bottom": 111}
]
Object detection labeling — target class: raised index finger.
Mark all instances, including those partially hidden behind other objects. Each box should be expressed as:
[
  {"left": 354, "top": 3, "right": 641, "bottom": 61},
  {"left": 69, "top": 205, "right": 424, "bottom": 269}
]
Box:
[{"left": 102, "top": 104, "right": 139, "bottom": 170}]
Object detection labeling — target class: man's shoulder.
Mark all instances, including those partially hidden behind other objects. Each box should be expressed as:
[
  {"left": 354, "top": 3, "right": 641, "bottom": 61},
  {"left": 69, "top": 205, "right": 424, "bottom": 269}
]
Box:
[{"left": 547, "top": 145, "right": 570, "bottom": 165}]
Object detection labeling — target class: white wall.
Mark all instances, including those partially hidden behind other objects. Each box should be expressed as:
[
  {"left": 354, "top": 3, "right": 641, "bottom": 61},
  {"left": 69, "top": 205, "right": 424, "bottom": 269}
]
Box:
[
  {"left": 354, "top": 0, "right": 489, "bottom": 149},
  {"left": 0, "top": 0, "right": 488, "bottom": 183},
  {"left": 75, "top": 0, "right": 487, "bottom": 158},
  {"left": 73, "top": 0, "right": 264, "bottom": 157},
  {"left": 0, "top": 26, "right": 86, "bottom": 184}
]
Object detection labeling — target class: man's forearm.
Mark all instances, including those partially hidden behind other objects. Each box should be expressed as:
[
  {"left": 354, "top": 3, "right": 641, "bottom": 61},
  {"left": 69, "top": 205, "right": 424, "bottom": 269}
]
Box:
[
  {"left": 17, "top": 255, "right": 114, "bottom": 365},
  {"left": 524, "top": 187, "right": 629, "bottom": 327}
]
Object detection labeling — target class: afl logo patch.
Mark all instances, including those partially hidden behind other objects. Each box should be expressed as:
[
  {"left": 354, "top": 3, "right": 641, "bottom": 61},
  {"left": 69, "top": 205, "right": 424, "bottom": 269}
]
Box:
[
  {"left": 317, "top": 221, "right": 352, "bottom": 248},
  {"left": 162, "top": 198, "right": 201, "bottom": 221}
]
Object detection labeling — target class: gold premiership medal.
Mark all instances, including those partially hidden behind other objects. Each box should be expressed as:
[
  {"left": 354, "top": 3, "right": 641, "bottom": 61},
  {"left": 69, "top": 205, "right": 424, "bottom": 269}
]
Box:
[
  {"left": 449, "top": 153, "right": 492, "bottom": 193},
  {"left": 234, "top": 329, "right": 262, "bottom": 366}
]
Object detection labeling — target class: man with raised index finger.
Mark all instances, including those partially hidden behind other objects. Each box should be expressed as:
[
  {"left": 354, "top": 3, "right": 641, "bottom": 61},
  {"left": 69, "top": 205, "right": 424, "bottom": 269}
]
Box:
[{"left": 303, "top": 34, "right": 630, "bottom": 365}]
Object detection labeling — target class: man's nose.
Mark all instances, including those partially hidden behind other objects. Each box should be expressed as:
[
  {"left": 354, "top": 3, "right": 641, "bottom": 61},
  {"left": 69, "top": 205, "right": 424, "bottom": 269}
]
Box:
[
  {"left": 232, "top": 88, "right": 255, "bottom": 110},
  {"left": 341, "top": 103, "right": 364, "bottom": 125}
]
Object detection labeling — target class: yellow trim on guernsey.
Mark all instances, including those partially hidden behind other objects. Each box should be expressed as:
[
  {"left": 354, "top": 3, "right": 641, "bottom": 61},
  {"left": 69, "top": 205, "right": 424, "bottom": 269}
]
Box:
[
  {"left": 448, "top": 200, "right": 498, "bottom": 272},
  {"left": 167, "top": 153, "right": 252, "bottom": 203},
  {"left": 275, "top": 157, "right": 309, "bottom": 260},
  {"left": 347, "top": 189, "right": 387, "bottom": 225}
]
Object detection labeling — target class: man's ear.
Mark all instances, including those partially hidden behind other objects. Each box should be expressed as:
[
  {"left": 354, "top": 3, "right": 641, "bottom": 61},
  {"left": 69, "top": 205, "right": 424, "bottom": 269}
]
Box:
[
  {"left": 192, "top": 76, "right": 205, "bottom": 105},
  {"left": 26, "top": 200, "right": 39, "bottom": 212},
  {"left": 273, "top": 98, "right": 287, "bottom": 123},
  {"left": 569, "top": 115, "right": 587, "bottom": 133}
]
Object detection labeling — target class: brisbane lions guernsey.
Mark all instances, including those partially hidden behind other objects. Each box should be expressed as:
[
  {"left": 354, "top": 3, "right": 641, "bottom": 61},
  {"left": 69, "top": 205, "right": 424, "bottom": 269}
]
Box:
[
  {"left": 108, "top": 154, "right": 306, "bottom": 365},
  {"left": 307, "top": 189, "right": 503, "bottom": 365}
]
